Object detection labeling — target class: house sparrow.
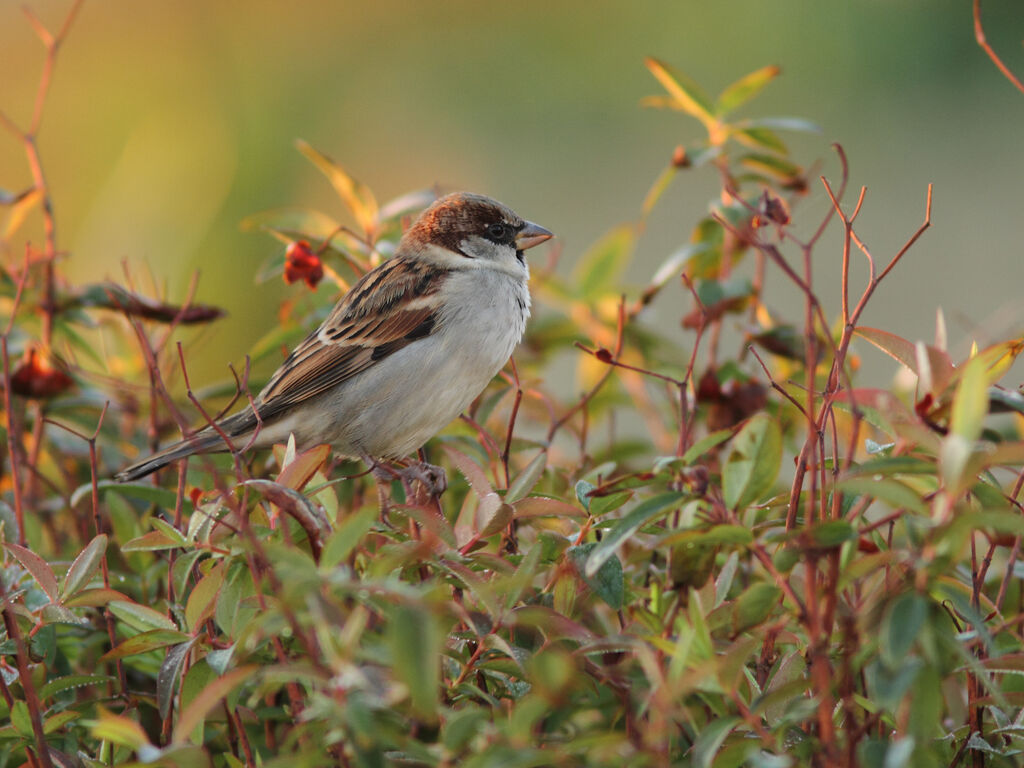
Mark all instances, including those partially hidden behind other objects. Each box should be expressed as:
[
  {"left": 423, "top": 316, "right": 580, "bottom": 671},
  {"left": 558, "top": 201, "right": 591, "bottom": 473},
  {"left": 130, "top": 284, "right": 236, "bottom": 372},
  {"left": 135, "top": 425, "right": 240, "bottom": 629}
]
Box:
[{"left": 115, "top": 192, "right": 553, "bottom": 488}]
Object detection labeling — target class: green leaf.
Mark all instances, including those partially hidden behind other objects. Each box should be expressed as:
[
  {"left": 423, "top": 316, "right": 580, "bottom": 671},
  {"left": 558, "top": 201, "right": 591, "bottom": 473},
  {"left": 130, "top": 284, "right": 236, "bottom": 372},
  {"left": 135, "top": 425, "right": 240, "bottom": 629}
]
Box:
[
  {"left": 584, "top": 493, "right": 682, "bottom": 577},
  {"left": 838, "top": 477, "right": 928, "bottom": 515},
  {"left": 882, "top": 593, "right": 927, "bottom": 669},
  {"left": 740, "top": 116, "right": 822, "bottom": 134},
  {"left": 71, "top": 481, "right": 191, "bottom": 514},
  {"left": 39, "top": 674, "right": 113, "bottom": 701},
  {"left": 61, "top": 534, "right": 107, "bottom": 599},
  {"left": 692, "top": 715, "right": 740, "bottom": 768},
  {"left": 506, "top": 452, "right": 547, "bottom": 503},
  {"left": 108, "top": 600, "right": 178, "bottom": 633},
  {"left": 716, "top": 65, "right": 780, "bottom": 115},
  {"left": 321, "top": 507, "right": 377, "bottom": 570},
  {"left": 680, "top": 428, "right": 736, "bottom": 465},
  {"left": 662, "top": 524, "right": 753, "bottom": 549},
  {"left": 643, "top": 57, "right": 716, "bottom": 130},
  {"left": 10, "top": 700, "right": 33, "bottom": 739},
  {"left": 568, "top": 544, "right": 624, "bottom": 610},
  {"left": 722, "top": 413, "right": 782, "bottom": 510},
  {"left": 589, "top": 490, "right": 633, "bottom": 518},
  {"left": 173, "top": 666, "right": 258, "bottom": 743},
  {"left": 389, "top": 606, "right": 441, "bottom": 722},
  {"left": 42, "top": 710, "right": 79, "bottom": 735},
  {"left": 807, "top": 520, "right": 856, "bottom": 549},
  {"left": 100, "top": 629, "right": 191, "bottom": 661},
  {"left": 571, "top": 224, "right": 635, "bottom": 298},
  {"left": 733, "top": 127, "right": 787, "bottom": 153},
  {"left": 732, "top": 583, "right": 782, "bottom": 633},
  {"left": 574, "top": 480, "right": 596, "bottom": 511},
  {"left": 739, "top": 153, "right": 801, "bottom": 182},
  {"left": 951, "top": 355, "right": 988, "bottom": 444}
]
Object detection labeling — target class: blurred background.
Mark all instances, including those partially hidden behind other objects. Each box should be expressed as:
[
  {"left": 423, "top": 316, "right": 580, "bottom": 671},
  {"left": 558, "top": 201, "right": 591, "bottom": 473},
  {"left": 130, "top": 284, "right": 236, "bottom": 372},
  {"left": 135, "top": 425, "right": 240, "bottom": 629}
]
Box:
[{"left": 1, "top": 0, "right": 1023, "bottom": 388}]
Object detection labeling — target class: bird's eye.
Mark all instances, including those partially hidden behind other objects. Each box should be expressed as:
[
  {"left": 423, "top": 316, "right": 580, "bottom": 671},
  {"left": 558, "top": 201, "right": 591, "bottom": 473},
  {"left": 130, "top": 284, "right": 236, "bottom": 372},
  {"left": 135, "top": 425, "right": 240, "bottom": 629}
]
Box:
[{"left": 486, "top": 223, "right": 510, "bottom": 242}]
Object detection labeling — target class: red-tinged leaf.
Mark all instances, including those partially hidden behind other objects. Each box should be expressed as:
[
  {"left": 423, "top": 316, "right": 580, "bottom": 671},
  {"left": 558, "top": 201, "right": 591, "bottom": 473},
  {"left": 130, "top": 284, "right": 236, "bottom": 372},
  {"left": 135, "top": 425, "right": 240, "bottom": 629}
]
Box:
[
  {"left": 61, "top": 534, "right": 107, "bottom": 600},
  {"left": 276, "top": 443, "right": 331, "bottom": 491},
  {"left": 716, "top": 65, "right": 780, "bottom": 116},
  {"left": 63, "top": 588, "right": 132, "bottom": 608},
  {"left": 243, "top": 479, "right": 330, "bottom": 542},
  {"left": 478, "top": 502, "right": 514, "bottom": 539},
  {"left": 512, "top": 497, "right": 586, "bottom": 519},
  {"left": 4, "top": 542, "right": 59, "bottom": 602},
  {"left": 855, "top": 327, "right": 918, "bottom": 374},
  {"left": 643, "top": 57, "right": 716, "bottom": 129},
  {"left": 173, "top": 666, "right": 258, "bottom": 744},
  {"left": 511, "top": 605, "right": 596, "bottom": 642},
  {"left": 296, "top": 140, "right": 379, "bottom": 237},
  {"left": 185, "top": 562, "right": 226, "bottom": 633},
  {"left": 89, "top": 708, "right": 151, "bottom": 750},
  {"left": 443, "top": 445, "right": 495, "bottom": 499},
  {"left": 121, "top": 530, "right": 184, "bottom": 552},
  {"left": 100, "top": 629, "right": 191, "bottom": 661},
  {"left": 109, "top": 600, "right": 178, "bottom": 632}
]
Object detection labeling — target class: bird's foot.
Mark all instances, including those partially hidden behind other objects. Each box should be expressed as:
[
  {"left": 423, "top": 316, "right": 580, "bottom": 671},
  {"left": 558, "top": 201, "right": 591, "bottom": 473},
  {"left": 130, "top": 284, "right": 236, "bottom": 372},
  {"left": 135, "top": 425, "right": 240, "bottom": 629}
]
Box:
[{"left": 363, "top": 454, "right": 447, "bottom": 511}]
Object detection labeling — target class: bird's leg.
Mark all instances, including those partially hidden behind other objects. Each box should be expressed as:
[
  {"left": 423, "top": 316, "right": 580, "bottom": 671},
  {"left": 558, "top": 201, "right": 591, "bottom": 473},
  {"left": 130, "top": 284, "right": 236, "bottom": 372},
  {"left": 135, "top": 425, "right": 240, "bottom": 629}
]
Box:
[
  {"left": 359, "top": 452, "right": 447, "bottom": 513},
  {"left": 409, "top": 448, "right": 448, "bottom": 500}
]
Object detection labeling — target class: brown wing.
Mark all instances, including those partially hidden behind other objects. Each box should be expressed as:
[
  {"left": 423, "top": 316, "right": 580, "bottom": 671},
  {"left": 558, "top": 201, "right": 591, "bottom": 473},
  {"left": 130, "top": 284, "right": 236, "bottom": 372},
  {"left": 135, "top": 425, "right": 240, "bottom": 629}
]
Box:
[{"left": 251, "top": 257, "right": 447, "bottom": 424}]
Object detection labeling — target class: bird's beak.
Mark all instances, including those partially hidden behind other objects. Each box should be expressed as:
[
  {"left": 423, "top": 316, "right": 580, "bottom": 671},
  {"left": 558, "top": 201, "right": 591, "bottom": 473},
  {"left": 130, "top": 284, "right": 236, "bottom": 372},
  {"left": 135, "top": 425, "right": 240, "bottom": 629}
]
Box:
[{"left": 516, "top": 221, "right": 554, "bottom": 251}]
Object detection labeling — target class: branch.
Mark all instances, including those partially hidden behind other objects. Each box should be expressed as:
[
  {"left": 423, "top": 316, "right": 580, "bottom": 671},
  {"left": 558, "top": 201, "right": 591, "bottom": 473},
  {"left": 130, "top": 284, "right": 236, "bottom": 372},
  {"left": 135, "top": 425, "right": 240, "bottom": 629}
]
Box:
[{"left": 973, "top": 0, "right": 1024, "bottom": 95}]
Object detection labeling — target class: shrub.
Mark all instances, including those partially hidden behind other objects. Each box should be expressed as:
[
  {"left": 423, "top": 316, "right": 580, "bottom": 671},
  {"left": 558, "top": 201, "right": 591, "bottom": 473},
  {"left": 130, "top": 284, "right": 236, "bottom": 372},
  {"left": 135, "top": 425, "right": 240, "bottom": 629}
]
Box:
[{"left": 2, "top": 6, "right": 1024, "bottom": 768}]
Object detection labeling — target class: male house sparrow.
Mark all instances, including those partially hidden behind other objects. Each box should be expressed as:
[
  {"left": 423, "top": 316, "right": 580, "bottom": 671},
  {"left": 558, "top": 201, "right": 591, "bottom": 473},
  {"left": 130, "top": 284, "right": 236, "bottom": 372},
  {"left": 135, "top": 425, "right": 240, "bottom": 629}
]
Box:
[{"left": 115, "top": 192, "right": 553, "bottom": 487}]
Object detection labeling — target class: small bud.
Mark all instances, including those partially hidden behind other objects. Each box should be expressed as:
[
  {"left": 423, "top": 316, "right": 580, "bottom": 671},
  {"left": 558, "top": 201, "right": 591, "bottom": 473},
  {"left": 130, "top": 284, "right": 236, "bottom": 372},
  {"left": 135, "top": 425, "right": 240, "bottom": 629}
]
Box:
[
  {"left": 671, "top": 145, "right": 690, "bottom": 168},
  {"left": 753, "top": 191, "right": 790, "bottom": 228},
  {"left": 10, "top": 347, "right": 73, "bottom": 399},
  {"left": 283, "top": 240, "right": 323, "bottom": 289},
  {"left": 595, "top": 347, "right": 614, "bottom": 364}
]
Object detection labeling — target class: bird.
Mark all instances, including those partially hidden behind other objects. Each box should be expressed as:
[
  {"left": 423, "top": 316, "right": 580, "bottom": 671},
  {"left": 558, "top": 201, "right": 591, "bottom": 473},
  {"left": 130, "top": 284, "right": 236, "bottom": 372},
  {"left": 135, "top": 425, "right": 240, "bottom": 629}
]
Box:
[{"left": 115, "top": 192, "right": 553, "bottom": 493}]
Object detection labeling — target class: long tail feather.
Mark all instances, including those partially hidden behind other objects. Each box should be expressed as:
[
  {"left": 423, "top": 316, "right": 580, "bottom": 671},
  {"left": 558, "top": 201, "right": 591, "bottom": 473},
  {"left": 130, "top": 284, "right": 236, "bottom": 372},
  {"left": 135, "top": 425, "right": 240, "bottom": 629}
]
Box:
[{"left": 114, "top": 431, "right": 227, "bottom": 482}]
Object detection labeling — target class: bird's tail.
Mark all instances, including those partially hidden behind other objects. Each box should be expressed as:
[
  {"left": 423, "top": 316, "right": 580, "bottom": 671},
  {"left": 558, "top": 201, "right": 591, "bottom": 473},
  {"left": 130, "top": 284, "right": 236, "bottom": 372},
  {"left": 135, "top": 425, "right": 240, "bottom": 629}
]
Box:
[{"left": 114, "top": 430, "right": 229, "bottom": 482}]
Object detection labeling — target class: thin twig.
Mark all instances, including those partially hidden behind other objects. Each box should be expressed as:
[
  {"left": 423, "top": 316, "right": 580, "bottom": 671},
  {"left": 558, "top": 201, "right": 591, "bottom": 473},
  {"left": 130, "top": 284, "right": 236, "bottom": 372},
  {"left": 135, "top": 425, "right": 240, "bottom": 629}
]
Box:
[{"left": 973, "top": 0, "right": 1024, "bottom": 95}]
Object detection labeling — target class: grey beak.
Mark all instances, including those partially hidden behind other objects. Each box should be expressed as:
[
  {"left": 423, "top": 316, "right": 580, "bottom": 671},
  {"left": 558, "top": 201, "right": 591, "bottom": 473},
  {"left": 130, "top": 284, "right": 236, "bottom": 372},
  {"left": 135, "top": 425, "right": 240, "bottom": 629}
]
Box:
[{"left": 516, "top": 221, "right": 554, "bottom": 251}]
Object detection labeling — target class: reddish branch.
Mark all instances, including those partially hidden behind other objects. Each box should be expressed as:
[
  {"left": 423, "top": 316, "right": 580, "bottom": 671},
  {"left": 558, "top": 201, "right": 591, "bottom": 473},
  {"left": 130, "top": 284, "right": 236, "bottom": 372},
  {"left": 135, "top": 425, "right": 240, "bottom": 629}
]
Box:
[{"left": 973, "top": 0, "right": 1024, "bottom": 96}]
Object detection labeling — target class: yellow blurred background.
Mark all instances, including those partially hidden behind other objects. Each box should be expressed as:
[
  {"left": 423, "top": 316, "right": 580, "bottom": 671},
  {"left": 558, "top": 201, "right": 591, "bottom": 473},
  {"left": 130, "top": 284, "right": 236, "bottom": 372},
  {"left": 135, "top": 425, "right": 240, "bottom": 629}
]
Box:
[{"left": 2, "top": 0, "right": 1023, "bottom": 388}]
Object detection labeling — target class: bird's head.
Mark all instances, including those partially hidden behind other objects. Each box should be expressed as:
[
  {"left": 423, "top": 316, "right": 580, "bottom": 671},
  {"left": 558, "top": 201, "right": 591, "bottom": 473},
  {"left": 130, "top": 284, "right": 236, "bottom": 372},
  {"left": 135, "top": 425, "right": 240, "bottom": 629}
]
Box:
[{"left": 401, "top": 192, "right": 553, "bottom": 275}]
